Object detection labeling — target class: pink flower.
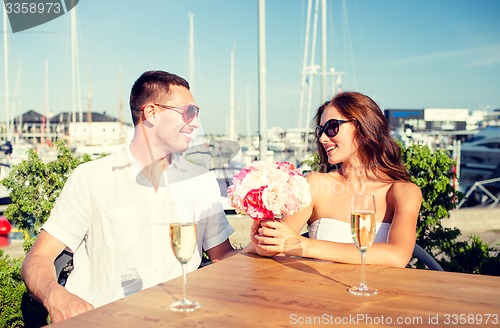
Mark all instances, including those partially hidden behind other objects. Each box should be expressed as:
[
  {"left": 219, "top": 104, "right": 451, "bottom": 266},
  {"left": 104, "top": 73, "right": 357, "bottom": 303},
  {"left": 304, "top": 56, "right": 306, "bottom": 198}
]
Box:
[
  {"left": 243, "top": 186, "right": 274, "bottom": 220},
  {"left": 233, "top": 166, "right": 252, "bottom": 182},
  {"left": 275, "top": 161, "right": 300, "bottom": 176},
  {"left": 229, "top": 161, "right": 312, "bottom": 220}
]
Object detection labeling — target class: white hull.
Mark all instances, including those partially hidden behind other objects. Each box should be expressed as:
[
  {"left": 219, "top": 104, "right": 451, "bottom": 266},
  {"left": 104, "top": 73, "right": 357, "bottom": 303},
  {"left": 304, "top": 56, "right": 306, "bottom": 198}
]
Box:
[{"left": 460, "top": 136, "right": 500, "bottom": 172}]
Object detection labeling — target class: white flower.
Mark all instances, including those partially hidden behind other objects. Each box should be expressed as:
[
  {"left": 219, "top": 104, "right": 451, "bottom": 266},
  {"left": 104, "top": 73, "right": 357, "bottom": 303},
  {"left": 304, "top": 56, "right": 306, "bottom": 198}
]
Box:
[
  {"left": 228, "top": 161, "right": 312, "bottom": 220},
  {"left": 289, "top": 174, "right": 312, "bottom": 207}
]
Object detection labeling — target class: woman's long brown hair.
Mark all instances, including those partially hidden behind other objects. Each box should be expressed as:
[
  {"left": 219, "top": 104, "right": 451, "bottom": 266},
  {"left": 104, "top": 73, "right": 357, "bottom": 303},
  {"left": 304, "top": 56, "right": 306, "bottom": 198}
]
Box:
[{"left": 314, "top": 91, "right": 410, "bottom": 182}]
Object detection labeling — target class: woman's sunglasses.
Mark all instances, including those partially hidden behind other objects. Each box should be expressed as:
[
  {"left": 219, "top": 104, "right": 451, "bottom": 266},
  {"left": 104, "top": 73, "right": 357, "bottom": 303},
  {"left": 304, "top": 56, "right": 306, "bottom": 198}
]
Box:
[
  {"left": 140, "top": 103, "right": 200, "bottom": 123},
  {"left": 315, "top": 119, "right": 351, "bottom": 138}
]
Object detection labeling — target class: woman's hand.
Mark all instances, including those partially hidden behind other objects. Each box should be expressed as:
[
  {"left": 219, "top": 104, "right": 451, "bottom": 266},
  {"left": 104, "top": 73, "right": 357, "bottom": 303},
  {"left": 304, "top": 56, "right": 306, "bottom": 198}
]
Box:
[
  {"left": 250, "top": 220, "right": 279, "bottom": 257},
  {"left": 253, "top": 219, "right": 305, "bottom": 257}
]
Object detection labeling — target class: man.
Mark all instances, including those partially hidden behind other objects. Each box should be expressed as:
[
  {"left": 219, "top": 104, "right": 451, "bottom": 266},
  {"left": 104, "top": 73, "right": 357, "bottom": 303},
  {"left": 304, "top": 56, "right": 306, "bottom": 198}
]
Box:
[{"left": 21, "top": 70, "right": 237, "bottom": 322}]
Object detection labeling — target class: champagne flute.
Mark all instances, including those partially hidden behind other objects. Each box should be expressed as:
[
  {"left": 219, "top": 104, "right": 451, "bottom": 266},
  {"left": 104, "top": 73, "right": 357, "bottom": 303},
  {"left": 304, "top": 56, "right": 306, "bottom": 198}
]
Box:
[
  {"left": 169, "top": 201, "right": 201, "bottom": 312},
  {"left": 349, "top": 193, "right": 378, "bottom": 296}
]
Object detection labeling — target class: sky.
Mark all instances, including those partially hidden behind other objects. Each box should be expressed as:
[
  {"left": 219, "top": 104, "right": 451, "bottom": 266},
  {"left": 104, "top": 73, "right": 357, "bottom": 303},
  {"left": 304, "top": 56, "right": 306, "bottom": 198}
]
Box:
[{"left": 1, "top": 0, "right": 500, "bottom": 136}]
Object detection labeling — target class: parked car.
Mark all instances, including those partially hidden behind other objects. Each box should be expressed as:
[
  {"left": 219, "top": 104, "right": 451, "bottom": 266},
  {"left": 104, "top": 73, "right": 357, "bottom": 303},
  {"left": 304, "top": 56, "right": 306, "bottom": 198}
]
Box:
[{"left": 0, "top": 216, "right": 12, "bottom": 247}]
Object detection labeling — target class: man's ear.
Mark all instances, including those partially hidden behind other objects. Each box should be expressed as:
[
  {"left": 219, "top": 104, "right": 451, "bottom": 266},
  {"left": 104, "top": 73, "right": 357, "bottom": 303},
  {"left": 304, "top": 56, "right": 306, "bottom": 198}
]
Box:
[{"left": 142, "top": 103, "right": 156, "bottom": 121}]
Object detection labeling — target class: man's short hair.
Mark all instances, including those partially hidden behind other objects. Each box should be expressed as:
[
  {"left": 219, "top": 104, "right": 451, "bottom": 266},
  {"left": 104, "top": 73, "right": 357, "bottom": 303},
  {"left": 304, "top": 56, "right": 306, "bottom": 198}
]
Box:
[{"left": 129, "top": 71, "right": 190, "bottom": 125}]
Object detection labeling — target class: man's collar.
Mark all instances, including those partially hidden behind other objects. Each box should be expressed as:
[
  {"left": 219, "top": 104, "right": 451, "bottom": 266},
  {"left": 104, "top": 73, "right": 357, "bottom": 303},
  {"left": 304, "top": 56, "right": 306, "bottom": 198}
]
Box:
[
  {"left": 112, "top": 143, "right": 182, "bottom": 170},
  {"left": 112, "top": 144, "right": 134, "bottom": 169}
]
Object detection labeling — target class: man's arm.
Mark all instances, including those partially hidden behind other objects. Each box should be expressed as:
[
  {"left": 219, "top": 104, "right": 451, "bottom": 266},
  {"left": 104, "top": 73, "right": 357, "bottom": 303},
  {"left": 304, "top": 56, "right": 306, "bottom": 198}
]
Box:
[
  {"left": 21, "top": 230, "right": 94, "bottom": 323},
  {"left": 205, "top": 239, "right": 238, "bottom": 262}
]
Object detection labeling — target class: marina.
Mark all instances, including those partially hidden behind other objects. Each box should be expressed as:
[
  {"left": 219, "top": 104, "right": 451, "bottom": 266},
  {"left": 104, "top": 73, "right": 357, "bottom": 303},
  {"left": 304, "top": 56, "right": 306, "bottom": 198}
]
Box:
[
  {"left": 0, "top": 106, "right": 499, "bottom": 206},
  {"left": 0, "top": 0, "right": 499, "bottom": 249},
  {"left": 1, "top": 3, "right": 500, "bottom": 327},
  {"left": 1, "top": 0, "right": 499, "bottom": 209}
]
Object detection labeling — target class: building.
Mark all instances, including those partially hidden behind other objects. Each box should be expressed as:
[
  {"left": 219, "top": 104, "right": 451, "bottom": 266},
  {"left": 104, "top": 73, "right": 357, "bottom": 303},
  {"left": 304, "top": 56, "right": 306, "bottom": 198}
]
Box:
[
  {"left": 383, "top": 107, "right": 487, "bottom": 151},
  {"left": 7, "top": 110, "right": 132, "bottom": 146},
  {"left": 384, "top": 108, "right": 473, "bottom": 133}
]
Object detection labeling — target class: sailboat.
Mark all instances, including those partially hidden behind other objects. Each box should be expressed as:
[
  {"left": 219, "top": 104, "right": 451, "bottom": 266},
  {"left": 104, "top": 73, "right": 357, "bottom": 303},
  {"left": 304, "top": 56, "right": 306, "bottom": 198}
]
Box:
[
  {"left": 69, "top": 8, "right": 131, "bottom": 158},
  {"left": 2, "top": 5, "right": 12, "bottom": 146},
  {"left": 0, "top": 7, "right": 13, "bottom": 209},
  {"left": 296, "top": 0, "right": 347, "bottom": 158}
]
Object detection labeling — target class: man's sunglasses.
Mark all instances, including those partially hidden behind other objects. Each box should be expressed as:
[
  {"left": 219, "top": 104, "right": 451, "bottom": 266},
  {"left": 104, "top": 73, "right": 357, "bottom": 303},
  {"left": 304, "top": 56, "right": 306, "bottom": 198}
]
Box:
[
  {"left": 141, "top": 103, "right": 200, "bottom": 123},
  {"left": 315, "top": 119, "right": 351, "bottom": 138}
]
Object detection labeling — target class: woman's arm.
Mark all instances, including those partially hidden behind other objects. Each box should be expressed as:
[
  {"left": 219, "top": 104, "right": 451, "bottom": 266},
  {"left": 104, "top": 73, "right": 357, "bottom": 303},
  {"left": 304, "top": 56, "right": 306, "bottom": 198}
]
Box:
[{"left": 255, "top": 182, "right": 422, "bottom": 268}]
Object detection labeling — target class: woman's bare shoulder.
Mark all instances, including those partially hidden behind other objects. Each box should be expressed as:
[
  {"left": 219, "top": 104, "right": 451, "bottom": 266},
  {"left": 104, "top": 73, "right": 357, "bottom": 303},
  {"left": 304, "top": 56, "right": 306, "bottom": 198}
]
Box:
[
  {"left": 306, "top": 170, "right": 341, "bottom": 182},
  {"left": 306, "top": 171, "right": 343, "bottom": 198},
  {"left": 391, "top": 181, "right": 422, "bottom": 199}
]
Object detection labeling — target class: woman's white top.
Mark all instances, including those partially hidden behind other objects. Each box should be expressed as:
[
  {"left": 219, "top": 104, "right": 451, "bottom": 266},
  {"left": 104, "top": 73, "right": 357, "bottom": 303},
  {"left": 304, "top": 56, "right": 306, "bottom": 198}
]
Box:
[{"left": 308, "top": 218, "right": 391, "bottom": 243}]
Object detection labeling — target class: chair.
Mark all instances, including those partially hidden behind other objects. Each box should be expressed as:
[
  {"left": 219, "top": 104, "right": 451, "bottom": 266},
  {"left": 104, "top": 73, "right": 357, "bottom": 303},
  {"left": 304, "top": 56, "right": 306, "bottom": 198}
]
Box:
[
  {"left": 54, "top": 249, "right": 74, "bottom": 286},
  {"left": 412, "top": 243, "right": 444, "bottom": 271},
  {"left": 54, "top": 249, "right": 73, "bottom": 274}
]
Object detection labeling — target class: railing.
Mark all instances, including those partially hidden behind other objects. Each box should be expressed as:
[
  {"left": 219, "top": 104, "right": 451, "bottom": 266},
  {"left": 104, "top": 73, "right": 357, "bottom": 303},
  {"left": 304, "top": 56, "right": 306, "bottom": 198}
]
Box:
[{"left": 457, "top": 177, "right": 500, "bottom": 209}]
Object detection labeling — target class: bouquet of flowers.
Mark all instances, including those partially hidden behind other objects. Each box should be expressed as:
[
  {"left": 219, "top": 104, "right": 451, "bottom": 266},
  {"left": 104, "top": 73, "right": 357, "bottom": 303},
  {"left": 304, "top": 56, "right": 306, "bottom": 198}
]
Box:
[{"left": 227, "top": 161, "right": 312, "bottom": 220}]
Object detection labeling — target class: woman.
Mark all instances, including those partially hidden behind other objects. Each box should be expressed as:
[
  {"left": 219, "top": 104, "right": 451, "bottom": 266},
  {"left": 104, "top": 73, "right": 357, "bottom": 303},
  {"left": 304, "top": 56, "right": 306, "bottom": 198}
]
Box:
[{"left": 251, "top": 91, "right": 422, "bottom": 268}]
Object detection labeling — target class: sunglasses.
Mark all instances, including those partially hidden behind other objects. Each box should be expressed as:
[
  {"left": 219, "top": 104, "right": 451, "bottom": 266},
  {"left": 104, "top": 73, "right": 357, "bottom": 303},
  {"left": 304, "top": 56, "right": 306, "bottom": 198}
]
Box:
[
  {"left": 315, "top": 119, "right": 351, "bottom": 138},
  {"left": 141, "top": 103, "right": 200, "bottom": 123}
]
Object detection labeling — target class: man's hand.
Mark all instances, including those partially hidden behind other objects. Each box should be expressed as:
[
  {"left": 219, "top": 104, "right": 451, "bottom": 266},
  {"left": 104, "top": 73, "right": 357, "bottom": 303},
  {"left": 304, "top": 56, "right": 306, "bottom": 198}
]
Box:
[
  {"left": 21, "top": 231, "right": 93, "bottom": 323},
  {"left": 43, "top": 284, "right": 94, "bottom": 323}
]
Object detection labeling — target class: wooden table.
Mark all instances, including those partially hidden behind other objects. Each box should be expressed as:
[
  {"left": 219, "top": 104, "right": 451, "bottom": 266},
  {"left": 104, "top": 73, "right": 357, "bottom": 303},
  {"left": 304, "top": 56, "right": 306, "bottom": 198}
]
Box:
[{"left": 51, "top": 253, "right": 500, "bottom": 327}]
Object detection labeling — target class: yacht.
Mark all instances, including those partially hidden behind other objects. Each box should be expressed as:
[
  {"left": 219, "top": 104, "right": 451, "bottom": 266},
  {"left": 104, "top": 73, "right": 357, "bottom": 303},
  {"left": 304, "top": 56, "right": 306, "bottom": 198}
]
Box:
[
  {"left": 459, "top": 126, "right": 500, "bottom": 189},
  {"left": 460, "top": 126, "right": 500, "bottom": 172}
]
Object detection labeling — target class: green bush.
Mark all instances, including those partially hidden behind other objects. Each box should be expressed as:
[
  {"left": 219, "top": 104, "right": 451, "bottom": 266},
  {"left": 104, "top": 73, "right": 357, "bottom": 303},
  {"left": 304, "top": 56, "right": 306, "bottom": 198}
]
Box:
[
  {"left": 0, "top": 141, "right": 95, "bottom": 327},
  {"left": 2, "top": 141, "right": 92, "bottom": 252},
  {"left": 0, "top": 249, "right": 25, "bottom": 328},
  {"left": 401, "top": 143, "right": 500, "bottom": 274},
  {"left": 304, "top": 142, "right": 500, "bottom": 274}
]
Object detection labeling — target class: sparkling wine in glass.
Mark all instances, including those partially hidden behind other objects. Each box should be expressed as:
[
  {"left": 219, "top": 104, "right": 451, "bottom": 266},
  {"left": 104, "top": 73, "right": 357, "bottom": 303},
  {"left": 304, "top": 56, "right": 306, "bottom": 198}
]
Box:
[
  {"left": 169, "top": 201, "right": 201, "bottom": 312},
  {"left": 349, "top": 193, "right": 378, "bottom": 296}
]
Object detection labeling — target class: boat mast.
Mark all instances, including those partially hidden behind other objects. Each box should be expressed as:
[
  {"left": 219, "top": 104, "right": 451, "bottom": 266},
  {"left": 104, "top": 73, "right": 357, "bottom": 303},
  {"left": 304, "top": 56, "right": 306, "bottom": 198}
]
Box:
[
  {"left": 258, "top": 0, "right": 267, "bottom": 161},
  {"left": 229, "top": 43, "right": 236, "bottom": 140},
  {"left": 71, "top": 8, "right": 76, "bottom": 126},
  {"left": 303, "top": 0, "right": 320, "bottom": 149},
  {"left": 118, "top": 67, "right": 123, "bottom": 142},
  {"left": 321, "top": 0, "right": 327, "bottom": 101},
  {"left": 44, "top": 59, "right": 50, "bottom": 144},
  {"left": 87, "top": 65, "right": 93, "bottom": 145},
  {"left": 246, "top": 85, "right": 251, "bottom": 147},
  {"left": 3, "top": 6, "right": 10, "bottom": 141},
  {"left": 297, "top": 0, "right": 313, "bottom": 148},
  {"left": 188, "top": 13, "right": 195, "bottom": 91},
  {"left": 71, "top": 7, "right": 83, "bottom": 132},
  {"left": 300, "top": 0, "right": 339, "bottom": 152},
  {"left": 12, "top": 59, "right": 22, "bottom": 137}
]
